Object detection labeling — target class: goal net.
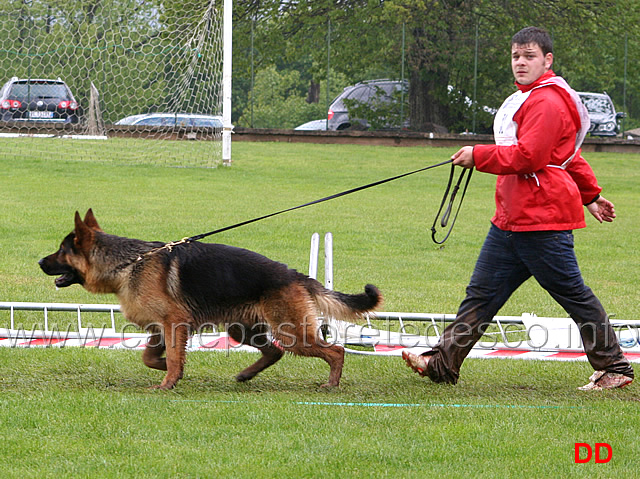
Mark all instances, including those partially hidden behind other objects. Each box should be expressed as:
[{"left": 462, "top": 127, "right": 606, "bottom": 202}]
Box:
[{"left": 0, "top": 0, "right": 227, "bottom": 168}]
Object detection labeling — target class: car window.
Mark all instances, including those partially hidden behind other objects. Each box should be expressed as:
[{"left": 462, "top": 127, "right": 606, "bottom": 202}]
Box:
[
  {"left": 192, "top": 118, "right": 223, "bottom": 127},
  {"left": 371, "top": 85, "right": 395, "bottom": 104},
  {"left": 174, "top": 117, "right": 191, "bottom": 127},
  {"left": 380, "top": 83, "right": 397, "bottom": 95},
  {"left": 329, "top": 90, "right": 348, "bottom": 110},
  {"left": 580, "top": 95, "right": 614, "bottom": 115},
  {"left": 330, "top": 88, "right": 355, "bottom": 111},
  {"left": 9, "top": 82, "right": 70, "bottom": 101},
  {"left": 331, "top": 98, "right": 345, "bottom": 110},
  {"left": 135, "top": 117, "right": 165, "bottom": 126},
  {"left": 130, "top": 115, "right": 221, "bottom": 127},
  {"left": 347, "top": 86, "right": 372, "bottom": 103}
]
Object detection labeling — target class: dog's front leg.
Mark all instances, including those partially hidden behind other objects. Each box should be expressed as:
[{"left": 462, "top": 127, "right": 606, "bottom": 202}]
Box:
[{"left": 153, "top": 322, "right": 189, "bottom": 390}]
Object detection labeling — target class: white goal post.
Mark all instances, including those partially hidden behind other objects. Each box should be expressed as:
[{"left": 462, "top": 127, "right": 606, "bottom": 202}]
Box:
[{"left": 222, "top": 0, "right": 233, "bottom": 166}]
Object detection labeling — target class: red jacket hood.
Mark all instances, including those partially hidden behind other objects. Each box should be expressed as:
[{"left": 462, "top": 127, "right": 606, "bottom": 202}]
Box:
[{"left": 515, "top": 70, "right": 556, "bottom": 93}]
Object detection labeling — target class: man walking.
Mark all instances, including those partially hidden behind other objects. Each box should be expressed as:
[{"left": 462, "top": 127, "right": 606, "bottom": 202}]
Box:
[{"left": 402, "top": 26, "right": 633, "bottom": 391}]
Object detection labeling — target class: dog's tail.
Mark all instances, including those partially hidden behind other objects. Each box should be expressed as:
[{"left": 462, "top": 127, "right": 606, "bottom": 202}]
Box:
[{"left": 301, "top": 276, "right": 383, "bottom": 319}]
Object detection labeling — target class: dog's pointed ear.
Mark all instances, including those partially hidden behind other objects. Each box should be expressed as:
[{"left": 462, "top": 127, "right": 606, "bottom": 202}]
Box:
[
  {"left": 83, "top": 208, "right": 103, "bottom": 232},
  {"left": 74, "top": 210, "right": 95, "bottom": 248}
]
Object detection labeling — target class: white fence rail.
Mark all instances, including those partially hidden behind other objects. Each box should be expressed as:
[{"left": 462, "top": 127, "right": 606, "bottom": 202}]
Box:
[{"left": 1, "top": 301, "right": 639, "bottom": 355}]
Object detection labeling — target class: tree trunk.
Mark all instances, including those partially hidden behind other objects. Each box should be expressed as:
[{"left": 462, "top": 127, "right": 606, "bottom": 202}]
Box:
[
  {"left": 408, "top": 27, "right": 450, "bottom": 133},
  {"left": 306, "top": 80, "right": 320, "bottom": 104},
  {"left": 409, "top": 71, "right": 450, "bottom": 133}
]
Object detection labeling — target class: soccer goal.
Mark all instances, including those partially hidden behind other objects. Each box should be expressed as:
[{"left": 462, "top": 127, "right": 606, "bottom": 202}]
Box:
[{"left": 0, "top": 0, "right": 232, "bottom": 168}]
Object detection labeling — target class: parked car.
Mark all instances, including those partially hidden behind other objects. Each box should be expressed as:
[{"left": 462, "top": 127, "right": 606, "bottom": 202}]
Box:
[
  {"left": 577, "top": 92, "right": 625, "bottom": 137},
  {"left": 0, "top": 77, "right": 80, "bottom": 124},
  {"left": 115, "top": 113, "right": 223, "bottom": 128},
  {"left": 327, "top": 79, "right": 408, "bottom": 131},
  {"left": 294, "top": 119, "right": 327, "bottom": 131}
]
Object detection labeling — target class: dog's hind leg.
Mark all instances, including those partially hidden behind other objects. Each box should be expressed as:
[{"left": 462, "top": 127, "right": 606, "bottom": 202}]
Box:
[
  {"left": 270, "top": 285, "right": 345, "bottom": 387},
  {"left": 286, "top": 326, "right": 345, "bottom": 388},
  {"left": 142, "top": 333, "right": 167, "bottom": 371},
  {"left": 228, "top": 323, "right": 284, "bottom": 382},
  {"left": 153, "top": 321, "right": 189, "bottom": 390}
]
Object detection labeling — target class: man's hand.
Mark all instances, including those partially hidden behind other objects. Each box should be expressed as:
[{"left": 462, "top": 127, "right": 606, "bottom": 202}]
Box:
[
  {"left": 451, "top": 146, "right": 475, "bottom": 169},
  {"left": 587, "top": 196, "right": 616, "bottom": 223}
]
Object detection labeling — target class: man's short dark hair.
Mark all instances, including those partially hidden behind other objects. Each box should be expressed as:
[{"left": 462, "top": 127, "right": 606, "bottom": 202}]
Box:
[{"left": 512, "top": 27, "right": 553, "bottom": 55}]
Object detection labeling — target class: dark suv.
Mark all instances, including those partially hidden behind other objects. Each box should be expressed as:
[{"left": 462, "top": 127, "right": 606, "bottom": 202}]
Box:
[
  {"left": 0, "top": 77, "right": 80, "bottom": 124},
  {"left": 327, "top": 79, "right": 408, "bottom": 131}
]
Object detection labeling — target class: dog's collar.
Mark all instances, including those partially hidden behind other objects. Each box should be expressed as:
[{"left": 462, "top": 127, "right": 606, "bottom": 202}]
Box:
[{"left": 114, "top": 237, "right": 193, "bottom": 272}]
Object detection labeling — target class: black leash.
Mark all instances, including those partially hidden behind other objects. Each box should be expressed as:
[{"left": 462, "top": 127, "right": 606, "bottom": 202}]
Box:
[
  {"left": 126, "top": 158, "right": 470, "bottom": 268},
  {"left": 431, "top": 164, "right": 474, "bottom": 245},
  {"left": 187, "top": 158, "right": 455, "bottom": 242}
]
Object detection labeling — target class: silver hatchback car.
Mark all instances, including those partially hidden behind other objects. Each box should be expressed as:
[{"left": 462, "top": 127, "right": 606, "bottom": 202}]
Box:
[{"left": 577, "top": 92, "right": 625, "bottom": 137}]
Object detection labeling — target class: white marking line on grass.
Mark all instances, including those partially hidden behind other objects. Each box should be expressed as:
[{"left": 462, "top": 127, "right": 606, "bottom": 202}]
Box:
[
  {"left": 297, "top": 401, "right": 580, "bottom": 409},
  {"left": 163, "top": 399, "right": 579, "bottom": 409}
]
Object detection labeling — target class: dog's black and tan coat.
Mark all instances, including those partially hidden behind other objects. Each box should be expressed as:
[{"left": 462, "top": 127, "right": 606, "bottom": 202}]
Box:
[{"left": 39, "top": 210, "right": 382, "bottom": 389}]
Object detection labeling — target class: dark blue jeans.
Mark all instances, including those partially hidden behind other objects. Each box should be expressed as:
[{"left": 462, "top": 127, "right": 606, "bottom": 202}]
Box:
[{"left": 425, "top": 224, "right": 633, "bottom": 384}]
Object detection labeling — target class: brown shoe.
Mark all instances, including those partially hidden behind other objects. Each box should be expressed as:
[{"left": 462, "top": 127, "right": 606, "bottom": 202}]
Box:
[
  {"left": 402, "top": 350, "right": 429, "bottom": 377},
  {"left": 578, "top": 371, "right": 633, "bottom": 391}
]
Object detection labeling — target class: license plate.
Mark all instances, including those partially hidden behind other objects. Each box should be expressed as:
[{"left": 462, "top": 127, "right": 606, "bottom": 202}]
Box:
[{"left": 29, "top": 111, "right": 54, "bottom": 119}]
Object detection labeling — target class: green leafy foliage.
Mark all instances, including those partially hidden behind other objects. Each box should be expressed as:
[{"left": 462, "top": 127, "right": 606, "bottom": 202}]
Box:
[
  {"left": 236, "top": 64, "right": 348, "bottom": 128},
  {"left": 236, "top": 65, "right": 319, "bottom": 129},
  {"left": 231, "top": 0, "right": 640, "bottom": 132}
]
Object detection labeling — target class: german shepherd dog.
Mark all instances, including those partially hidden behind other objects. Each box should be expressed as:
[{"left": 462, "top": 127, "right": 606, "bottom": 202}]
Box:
[{"left": 39, "top": 210, "right": 382, "bottom": 390}]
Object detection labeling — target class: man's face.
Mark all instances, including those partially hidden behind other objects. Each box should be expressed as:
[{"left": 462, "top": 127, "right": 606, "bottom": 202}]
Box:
[{"left": 511, "top": 43, "right": 553, "bottom": 85}]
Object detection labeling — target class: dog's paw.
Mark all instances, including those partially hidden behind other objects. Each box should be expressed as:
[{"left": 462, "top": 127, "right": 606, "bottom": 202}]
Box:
[
  {"left": 318, "top": 382, "right": 339, "bottom": 389},
  {"left": 149, "top": 382, "right": 176, "bottom": 390}
]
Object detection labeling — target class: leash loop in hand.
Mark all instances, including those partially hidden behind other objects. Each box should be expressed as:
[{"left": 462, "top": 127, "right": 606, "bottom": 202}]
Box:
[{"left": 431, "top": 164, "right": 473, "bottom": 244}]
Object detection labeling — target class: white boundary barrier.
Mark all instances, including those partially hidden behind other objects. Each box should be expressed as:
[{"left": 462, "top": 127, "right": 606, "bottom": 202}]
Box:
[
  {"left": 2, "top": 233, "right": 639, "bottom": 362},
  {"left": 1, "top": 302, "right": 639, "bottom": 363},
  {"left": 0, "top": 301, "right": 255, "bottom": 352}
]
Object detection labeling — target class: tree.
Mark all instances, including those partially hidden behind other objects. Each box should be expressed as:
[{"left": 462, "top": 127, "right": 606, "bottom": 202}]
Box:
[
  {"left": 237, "top": 65, "right": 317, "bottom": 128},
  {"left": 232, "top": 0, "right": 640, "bottom": 132},
  {"left": 232, "top": 0, "right": 404, "bottom": 127},
  {"left": 236, "top": 64, "right": 348, "bottom": 128}
]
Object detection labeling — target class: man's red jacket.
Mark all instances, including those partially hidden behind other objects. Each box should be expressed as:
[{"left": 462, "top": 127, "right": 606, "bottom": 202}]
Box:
[{"left": 473, "top": 70, "right": 601, "bottom": 232}]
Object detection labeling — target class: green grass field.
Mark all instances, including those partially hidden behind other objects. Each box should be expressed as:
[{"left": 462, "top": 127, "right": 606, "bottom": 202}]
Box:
[{"left": 1, "top": 138, "right": 639, "bottom": 478}]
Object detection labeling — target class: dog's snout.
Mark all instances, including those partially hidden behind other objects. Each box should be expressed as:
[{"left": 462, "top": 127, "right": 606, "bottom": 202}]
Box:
[{"left": 38, "top": 257, "right": 51, "bottom": 272}]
